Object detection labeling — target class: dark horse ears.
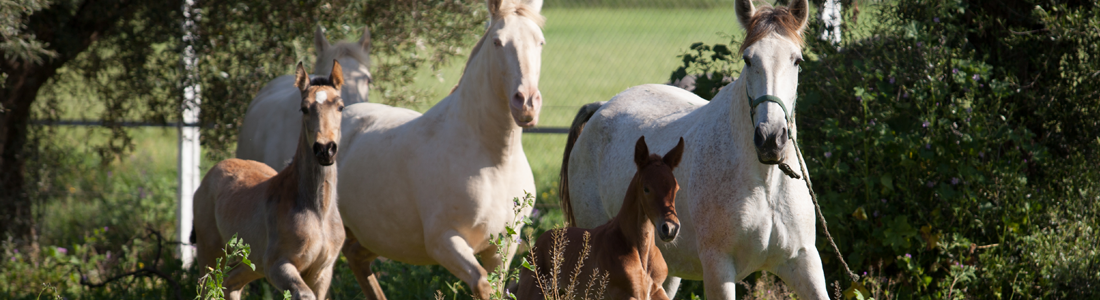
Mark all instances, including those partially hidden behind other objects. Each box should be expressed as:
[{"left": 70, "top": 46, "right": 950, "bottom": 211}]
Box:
[
  {"left": 634, "top": 136, "right": 650, "bottom": 168},
  {"left": 663, "top": 137, "right": 685, "bottom": 169},
  {"left": 294, "top": 62, "right": 309, "bottom": 92},
  {"left": 330, "top": 59, "right": 345, "bottom": 88}
]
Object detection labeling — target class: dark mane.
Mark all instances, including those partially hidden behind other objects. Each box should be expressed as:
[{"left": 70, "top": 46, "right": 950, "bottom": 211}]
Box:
[
  {"left": 309, "top": 77, "right": 336, "bottom": 87},
  {"left": 739, "top": 5, "right": 805, "bottom": 55}
]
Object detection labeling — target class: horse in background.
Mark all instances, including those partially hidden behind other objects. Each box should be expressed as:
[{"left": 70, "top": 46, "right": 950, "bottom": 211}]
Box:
[
  {"left": 520, "top": 136, "right": 684, "bottom": 300},
  {"left": 191, "top": 61, "right": 347, "bottom": 300},
  {"left": 335, "top": 0, "right": 545, "bottom": 299},
  {"left": 559, "top": 0, "right": 830, "bottom": 299},
  {"left": 236, "top": 26, "right": 371, "bottom": 169}
]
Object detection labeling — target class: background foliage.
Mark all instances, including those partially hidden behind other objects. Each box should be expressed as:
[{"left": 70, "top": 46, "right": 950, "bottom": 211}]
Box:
[{"left": 671, "top": 0, "right": 1100, "bottom": 298}]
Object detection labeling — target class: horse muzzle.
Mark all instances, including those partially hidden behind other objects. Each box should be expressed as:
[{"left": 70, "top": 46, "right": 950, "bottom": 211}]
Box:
[
  {"left": 753, "top": 124, "right": 789, "bottom": 165},
  {"left": 312, "top": 141, "right": 338, "bottom": 166},
  {"left": 658, "top": 220, "right": 680, "bottom": 242},
  {"left": 510, "top": 90, "right": 542, "bottom": 128}
]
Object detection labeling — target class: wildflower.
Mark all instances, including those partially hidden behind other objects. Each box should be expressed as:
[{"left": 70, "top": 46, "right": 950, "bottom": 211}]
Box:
[
  {"left": 824, "top": 151, "right": 832, "bottom": 158},
  {"left": 934, "top": 17, "right": 940, "bottom": 23},
  {"left": 972, "top": 74, "right": 980, "bottom": 81},
  {"left": 104, "top": 226, "right": 109, "bottom": 232},
  {"left": 531, "top": 208, "right": 540, "bottom": 219},
  {"left": 927, "top": 181, "right": 935, "bottom": 188},
  {"left": 951, "top": 177, "right": 960, "bottom": 185},
  {"left": 873, "top": 210, "right": 879, "bottom": 217},
  {"left": 57, "top": 247, "right": 67, "bottom": 255},
  {"left": 1024, "top": 159, "right": 1028, "bottom": 163},
  {"left": 856, "top": 96, "right": 862, "bottom": 102},
  {"left": 903, "top": 92, "right": 909, "bottom": 98},
  {"left": 917, "top": 41, "right": 923, "bottom": 47},
  {"left": 881, "top": 198, "right": 887, "bottom": 203},
  {"left": 863, "top": 271, "right": 868, "bottom": 276},
  {"left": 952, "top": 68, "right": 958, "bottom": 74},
  {"left": 922, "top": 121, "right": 930, "bottom": 128},
  {"left": 889, "top": 77, "right": 895, "bottom": 84},
  {"left": 979, "top": 151, "right": 985, "bottom": 158},
  {"left": 980, "top": 83, "right": 984, "bottom": 88},
  {"left": 870, "top": 119, "right": 876, "bottom": 126},
  {"left": 905, "top": 253, "right": 912, "bottom": 258},
  {"left": 966, "top": 107, "right": 972, "bottom": 113},
  {"left": 925, "top": 143, "right": 931, "bottom": 149}
]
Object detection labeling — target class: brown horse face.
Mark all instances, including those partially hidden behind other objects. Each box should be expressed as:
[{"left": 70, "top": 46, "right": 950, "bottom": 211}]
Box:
[
  {"left": 295, "top": 60, "right": 346, "bottom": 166},
  {"left": 634, "top": 136, "right": 686, "bottom": 242}
]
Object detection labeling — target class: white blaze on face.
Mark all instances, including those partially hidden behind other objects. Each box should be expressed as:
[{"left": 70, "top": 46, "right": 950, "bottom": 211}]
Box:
[{"left": 315, "top": 91, "right": 328, "bottom": 104}]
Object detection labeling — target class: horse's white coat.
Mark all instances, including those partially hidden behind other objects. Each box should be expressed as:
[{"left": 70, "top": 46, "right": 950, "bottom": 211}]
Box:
[
  {"left": 336, "top": 0, "right": 544, "bottom": 298},
  {"left": 565, "top": 0, "right": 828, "bottom": 299},
  {"left": 236, "top": 27, "right": 372, "bottom": 169}
]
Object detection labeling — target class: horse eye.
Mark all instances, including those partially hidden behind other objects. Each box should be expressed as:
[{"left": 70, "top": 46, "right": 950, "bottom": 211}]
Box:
[
  {"left": 644, "top": 186, "right": 651, "bottom": 194},
  {"left": 338, "top": 105, "right": 345, "bottom": 112},
  {"left": 743, "top": 55, "right": 752, "bottom": 67},
  {"left": 794, "top": 58, "right": 803, "bottom": 66},
  {"left": 493, "top": 39, "right": 503, "bottom": 47},
  {"left": 300, "top": 107, "right": 308, "bottom": 114}
]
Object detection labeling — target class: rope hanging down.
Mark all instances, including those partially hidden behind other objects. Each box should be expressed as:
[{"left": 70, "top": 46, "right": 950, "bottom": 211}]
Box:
[{"left": 779, "top": 140, "right": 860, "bottom": 283}]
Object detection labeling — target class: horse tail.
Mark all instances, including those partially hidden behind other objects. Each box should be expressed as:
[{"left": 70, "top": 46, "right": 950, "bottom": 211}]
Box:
[
  {"left": 560, "top": 101, "right": 605, "bottom": 227},
  {"left": 189, "top": 228, "right": 196, "bottom": 244}
]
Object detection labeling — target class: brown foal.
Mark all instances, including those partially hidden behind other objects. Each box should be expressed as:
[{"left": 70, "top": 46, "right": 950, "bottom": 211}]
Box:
[
  {"left": 520, "top": 136, "right": 685, "bottom": 300},
  {"left": 191, "top": 61, "right": 347, "bottom": 300}
]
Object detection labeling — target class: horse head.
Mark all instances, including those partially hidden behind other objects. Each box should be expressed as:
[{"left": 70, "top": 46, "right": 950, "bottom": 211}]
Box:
[
  {"left": 633, "top": 136, "right": 685, "bottom": 242},
  {"left": 314, "top": 26, "right": 372, "bottom": 104},
  {"left": 735, "top": 0, "right": 809, "bottom": 164},
  {"left": 294, "top": 60, "right": 346, "bottom": 166},
  {"left": 483, "top": 0, "right": 545, "bottom": 128}
]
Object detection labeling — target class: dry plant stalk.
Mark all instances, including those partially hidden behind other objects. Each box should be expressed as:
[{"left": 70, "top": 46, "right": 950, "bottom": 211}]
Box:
[{"left": 527, "top": 229, "right": 608, "bottom": 300}]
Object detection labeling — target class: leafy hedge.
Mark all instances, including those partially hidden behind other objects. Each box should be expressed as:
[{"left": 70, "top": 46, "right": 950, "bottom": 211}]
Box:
[{"left": 670, "top": 0, "right": 1099, "bottom": 298}]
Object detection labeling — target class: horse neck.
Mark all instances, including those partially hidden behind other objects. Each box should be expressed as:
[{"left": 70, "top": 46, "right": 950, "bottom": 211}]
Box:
[
  {"left": 611, "top": 173, "right": 656, "bottom": 257},
  {"left": 445, "top": 43, "right": 523, "bottom": 158},
  {"left": 277, "top": 125, "right": 338, "bottom": 214}
]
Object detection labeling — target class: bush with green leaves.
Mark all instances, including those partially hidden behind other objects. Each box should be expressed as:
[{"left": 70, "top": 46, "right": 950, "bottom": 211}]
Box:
[{"left": 669, "top": 0, "right": 1099, "bottom": 298}]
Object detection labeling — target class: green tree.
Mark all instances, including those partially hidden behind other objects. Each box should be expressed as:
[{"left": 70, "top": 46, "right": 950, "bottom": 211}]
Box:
[{"left": 0, "top": 0, "right": 484, "bottom": 241}]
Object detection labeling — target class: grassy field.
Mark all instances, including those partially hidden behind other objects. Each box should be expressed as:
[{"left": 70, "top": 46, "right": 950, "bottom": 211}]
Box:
[{"left": 23, "top": 6, "right": 749, "bottom": 299}]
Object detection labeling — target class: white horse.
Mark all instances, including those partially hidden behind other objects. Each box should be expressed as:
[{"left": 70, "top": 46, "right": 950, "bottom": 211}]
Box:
[
  {"left": 336, "top": 0, "right": 545, "bottom": 299},
  {"left": 236, "top": 26, "right": 372, "bottom": 169},
  {"left": 560, "top": 0, "right": 829, "bottom": 299}
]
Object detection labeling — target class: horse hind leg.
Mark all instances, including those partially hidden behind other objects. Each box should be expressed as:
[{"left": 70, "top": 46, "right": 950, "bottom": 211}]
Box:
[
  {"left": 341, "top": 227, "right": 387, "bottom": 300},
  {"left": 429, "top": 230, "right": 492, "bottom": 300},
  {"left": 265, "top": 259, "right": 316, "bottom": 300},
  {"left": 772, "top": 247, "right": 830, "bottom": 300}
]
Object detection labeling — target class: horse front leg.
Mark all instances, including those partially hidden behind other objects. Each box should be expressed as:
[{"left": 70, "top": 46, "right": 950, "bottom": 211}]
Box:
[
  {"left": 700, "top": 250, "right": 740, "bottom": 300},
  {"left": 266, "top": 259, "right": 316, "bottom": 300},
  {"left": 662, "top": 275, "right": 682, "bottom": 299},
  {"left": 429, "top": 230, "right": 492, "bottom": 300},
  {"left": 341, "top": 227, "right": 387, "bottom": 300},
  {"left": 772, "top": 247, "right": 829, "bottom": 300}
]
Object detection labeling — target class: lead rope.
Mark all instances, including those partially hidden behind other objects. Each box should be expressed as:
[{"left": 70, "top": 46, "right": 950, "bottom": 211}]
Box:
[{"left": 780, "top": 140, "right": 860, "bottom": 284}]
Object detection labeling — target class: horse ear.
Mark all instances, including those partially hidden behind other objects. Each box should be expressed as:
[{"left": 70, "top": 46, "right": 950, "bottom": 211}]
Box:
[
  {"left": 663, "top": 137, "right": 685, "bottom": 169},
  {"left": 522, "top": 0, "right": 543, "bottom": 14},
  {"left": 735, "top": 0, "right": 756, "bottom": 31},
  {"left": 789, "top": 0, "right": 810, "bottom": 32},
  {"left": 487, "top": 0, "right": 504, "bottom": 18},
  {"left": 634, "top": 136, "right": 650, "bottom": 168},
  {"left": 330, "top": 60, "right": 345, "bottom": 88},
  {"left": 314, "top": 26, "right": 331, "bottom": 52},
  {"left": 358, "top": 26, "right": 372, "bottom": 54},
  {"left": 294, "top": 62, "right": 309, "bottom": 92}
]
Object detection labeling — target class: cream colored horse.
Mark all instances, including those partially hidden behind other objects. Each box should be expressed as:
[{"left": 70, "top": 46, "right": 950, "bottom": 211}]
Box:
[
  {"left": 236, "top": 26, "right": 371, "bottom": 169},
  {"left": 560, "top": 0, "right": 829, "bottom": 299},
  {"left": 336, "top": 0, "right": 545, "bottom": 299}
]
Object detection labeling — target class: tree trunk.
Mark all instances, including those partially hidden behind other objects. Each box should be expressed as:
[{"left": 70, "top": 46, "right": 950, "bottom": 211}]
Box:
[{"left": 0, "top": 0, "right": 139, "bottom": 240}]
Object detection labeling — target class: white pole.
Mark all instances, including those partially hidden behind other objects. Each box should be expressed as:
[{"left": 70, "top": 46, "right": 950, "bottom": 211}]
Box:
[
  {"left": 820, "top": 0, "right": 843, "bottom": 45},
  {"left": 178, "top": 0, "right": 200, "bottom": 268}
]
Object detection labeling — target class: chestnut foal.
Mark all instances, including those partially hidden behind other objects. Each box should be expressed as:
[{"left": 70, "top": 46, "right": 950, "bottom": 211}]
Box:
[
  {"left": 192, "top": 61, "right": 346, "bottom": 300},
  {"left": 520, "top": 136, "right": 684, "bottom": 300}
]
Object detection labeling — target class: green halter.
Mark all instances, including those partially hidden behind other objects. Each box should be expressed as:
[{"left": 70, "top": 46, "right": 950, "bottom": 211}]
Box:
[{"left": 746, "top": 87, "right": 795, "bottom": 140}]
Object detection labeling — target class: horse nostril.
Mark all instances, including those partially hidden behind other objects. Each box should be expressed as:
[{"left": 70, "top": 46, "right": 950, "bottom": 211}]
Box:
[
  {"left": 512, "top": 92, "right": 526, "bottom": 108},
  {"left": 313, "top": 143, "right": 323, "bottom": 156},
  {"left": 661, "top": 223, "right": 671, "bottom": 236},
  {"left": 327, "top": 142, "right": 338, "bottom": 156},
  {"left": 754, "top": 127, "right": 766, "bottom": 148}
]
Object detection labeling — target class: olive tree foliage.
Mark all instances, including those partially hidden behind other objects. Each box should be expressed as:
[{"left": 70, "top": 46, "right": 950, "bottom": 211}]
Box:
[
  {"left": 0, "top": 0, "right": 484, "bottom": 240},
  {"left": 196, "top": 0, "right": 486, "bottom": 158}
]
